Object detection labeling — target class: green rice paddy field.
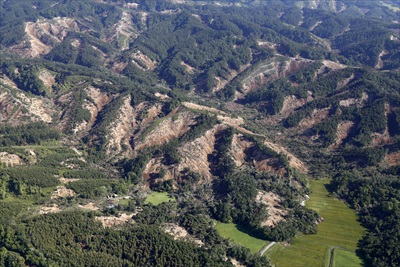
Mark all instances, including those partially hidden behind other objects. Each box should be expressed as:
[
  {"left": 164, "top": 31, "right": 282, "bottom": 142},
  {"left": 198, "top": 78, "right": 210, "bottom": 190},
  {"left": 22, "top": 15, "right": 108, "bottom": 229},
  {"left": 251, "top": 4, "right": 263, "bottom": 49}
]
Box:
[{"left": 266, "top": 179, "right": 365, "bottom": 267}]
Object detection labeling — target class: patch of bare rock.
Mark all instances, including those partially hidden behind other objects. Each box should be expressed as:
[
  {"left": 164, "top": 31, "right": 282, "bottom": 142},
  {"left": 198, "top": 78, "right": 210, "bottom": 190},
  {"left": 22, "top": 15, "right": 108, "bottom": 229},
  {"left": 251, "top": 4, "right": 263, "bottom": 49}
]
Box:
[
  {"left": 96, "top": 213, "right": 133, "bottom": 227},
  {"left": 0, "top": 152, "right": 23, "bottom": 167}
]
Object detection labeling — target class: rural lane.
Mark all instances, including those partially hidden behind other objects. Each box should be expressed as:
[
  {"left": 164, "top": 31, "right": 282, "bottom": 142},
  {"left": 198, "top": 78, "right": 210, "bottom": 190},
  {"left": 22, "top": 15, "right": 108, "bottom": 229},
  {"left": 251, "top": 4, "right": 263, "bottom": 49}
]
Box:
[{"left": 260, "top": 242, "right": 276, "bottom": 256}]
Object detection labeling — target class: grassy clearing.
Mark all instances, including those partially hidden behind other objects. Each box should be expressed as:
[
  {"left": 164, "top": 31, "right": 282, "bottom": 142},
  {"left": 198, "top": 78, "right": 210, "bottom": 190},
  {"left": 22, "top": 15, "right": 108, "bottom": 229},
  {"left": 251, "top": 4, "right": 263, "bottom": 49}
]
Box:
[
  {"left": 117, "top": 198, "right": 131, "bottom": 206},
  {"left": 215, "top": 222, "right": 268, "bottom": 254},
  {"left": 144, "top": 192, "right": 174, "bottom": 206},
  {"left": 333, "top": 248, "right": 362, "bottom": 267},
  {"left": 266, "top": 179, "right": 365, "bottom": 267}
]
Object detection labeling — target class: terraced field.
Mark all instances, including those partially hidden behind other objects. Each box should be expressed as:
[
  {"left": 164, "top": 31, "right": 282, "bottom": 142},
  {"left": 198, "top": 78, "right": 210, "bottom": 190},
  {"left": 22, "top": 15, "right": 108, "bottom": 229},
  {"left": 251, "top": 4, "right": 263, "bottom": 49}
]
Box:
[{"left": 266, "top": 179, "right": 365, "bottom": 267}]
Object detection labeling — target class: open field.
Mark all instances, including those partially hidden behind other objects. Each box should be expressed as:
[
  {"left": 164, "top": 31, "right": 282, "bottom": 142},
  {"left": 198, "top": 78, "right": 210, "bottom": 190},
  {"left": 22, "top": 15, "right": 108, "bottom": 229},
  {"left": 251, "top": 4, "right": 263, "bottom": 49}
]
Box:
[
  {"left": 333, "top": 248, "right": 363, "bottom": 267},
  {"left": 266, "top": 179, "right": 365, "bottom": 267},
  {"left": 215, "top": 222, "right": 268, "bottom": 254},
  {"left": 144, "top": 192, "right": 174, "bottom": 205}
]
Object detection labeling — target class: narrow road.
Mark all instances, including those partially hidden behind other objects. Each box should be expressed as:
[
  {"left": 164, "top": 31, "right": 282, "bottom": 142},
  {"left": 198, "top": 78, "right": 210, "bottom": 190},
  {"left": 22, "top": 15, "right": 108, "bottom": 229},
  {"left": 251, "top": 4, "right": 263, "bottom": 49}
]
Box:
[{"left": 260, "top": 242, "right": 276, "bottom": 256}]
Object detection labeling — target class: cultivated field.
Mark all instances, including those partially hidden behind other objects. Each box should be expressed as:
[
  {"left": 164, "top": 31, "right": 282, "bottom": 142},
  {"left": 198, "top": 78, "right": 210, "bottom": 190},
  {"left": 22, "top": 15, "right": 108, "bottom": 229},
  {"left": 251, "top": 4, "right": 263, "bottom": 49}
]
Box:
[
  {"left": 215, "top": 222, "right": 269, "bottom": 254},
  {"left": 266, "top": 179, "right": 365, "bottom": 267}
]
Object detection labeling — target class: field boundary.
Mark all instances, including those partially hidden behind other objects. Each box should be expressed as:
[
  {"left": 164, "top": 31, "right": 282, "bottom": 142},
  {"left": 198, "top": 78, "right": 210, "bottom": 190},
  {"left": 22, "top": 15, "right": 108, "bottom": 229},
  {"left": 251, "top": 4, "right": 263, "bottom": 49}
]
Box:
[{"left": 326, "top": 246, "right": 354, "bottom": 267}]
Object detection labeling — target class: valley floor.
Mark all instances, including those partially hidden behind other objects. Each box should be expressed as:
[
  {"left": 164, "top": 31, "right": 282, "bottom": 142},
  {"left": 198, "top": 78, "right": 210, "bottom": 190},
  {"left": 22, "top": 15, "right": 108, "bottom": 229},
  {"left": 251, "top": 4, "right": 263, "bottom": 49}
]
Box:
[{"left": 266, "top": 179, "right": 365, "bottom": 267}]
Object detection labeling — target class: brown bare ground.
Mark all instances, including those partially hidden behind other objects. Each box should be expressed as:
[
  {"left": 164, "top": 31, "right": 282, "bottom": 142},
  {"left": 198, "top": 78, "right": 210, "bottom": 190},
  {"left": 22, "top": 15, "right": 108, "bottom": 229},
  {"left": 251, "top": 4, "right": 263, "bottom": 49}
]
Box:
[
  {"left": 51, "top": 186, "right": 76, "bottom": 199},
  {"left": 106, "top": 12, "right": 137, "bottom": 51},
  {"left": 163, "top": 223, "right": 204, "bottom": 246},
  {"left": 231, "top": 134, "right": 255, "bottom": 167},
  {"left": 140, "top": 12, "right": 149, "bottom": 24},
  {"left": 59, "top": 178, "right": 80, "bottom": 183},
  {"left": 111, "top": 61, "right": 128, "bottom": 73},
  {"left": 309, "top": 21, "right": 322, "bottom": 31},
  {"left": 180, "top": 61, "right": 196, "bottom": 74},
  {"left": 339, "top": 92, "right": 368, "bottom": 107},
  {"left": 261, "top": 92, "right": 315, "bottom": 124},
  {"left": 337, "top": 73, "right": 355, "bottom": 90},
  {"left": 375, "top": 50, "right": 388, "bottom": 69},
  {"left": 163, "top": 223, "right": 189, "bottom": 240},
  {"left": 241, "top": 58, "right": 312, "bottom": 95},
  {"left": 230, "top": 259, "right": 246, "bottom": 267},
  {"left": 280, "top": 58, "right": 313, "bottom": 78},
  {"left": 70, "top": 39, "right": 81, "bottom": 48},
  {"left": 182, "top": 102, "right": 256, "bottom": 135},
  {"left": 124, "top": 3, "right": 139, "bottom": 8},
  {"left": 135, "top": 111, "right": 197, "bottom": 150},
  {"left": 257, "top": 191, "right": 287, "bottom": 227},
  {"left": 298, "top": 107, "right": 331, "bottom": 130},
  {"left": 96, "top": 213, "right": 133, "bottom": 227},
  {"left": 385, "top": 151, "right": 400, "bottom": 166},
  {"left": 328, "top": 120, "right": 355, "bottom": 149},
  {"left": 321, "top": 60, "right": 347, "bottom": 70},
  {"left": 39, "top": 204, "right": 61, "bottom": 214},
  {"left": 10, "top": 17, "right": 80, "bottom": 58},
  {"left": 22, "top": 22, "right": 52, "bottom": 57},
  {"left": 142, "top": 158, "right": 174, "bottom": 184},
  {"left": 241, "top": 62, "right": 279, "bottom": 94},
  {"left": 104, "top": 99, "right": 164, "bottom": 159},
  {"left": 85, "top": 86, "right": 110, "bottom": 123},
  {"left": 160, "top": 9, "right": 181, "bottom": 14},
  {"left": 0, "top": 91, "right": 24, "bottom": 123},
  {"left": 68, "top": 87, "right": 110, "bottom": 134},
  {"left": 280, "top": 94, "right": 312, "bottom": 115},
  {"left": 213, "top": 76, "right": 229, "bottom": 93},
  {"left": 0, "top": 152, "right": 23, "bottom": 167},
  {"left": 371, "top": 129, "right": 394, "bottom": 147},
  {"left": 78, "top": 202, "right": 99, "bottom": 211},
  {"left": 105, "top": 96, "right": 136, "bottom": 156},
  {"left": 38, "top": 69, "right": 56, "bottom": 89},
  {"left": 178, "top": 124, "right": 225, "bottom": 180},
  {"left": 265, "top": 141, "right": 308, "bottom": 173},
  {"left": 0, "top": 74, "right": 18, "bottom": 88},
  {"left": 140, "top": 103, "right": 163, "bottom": 126},
  {"left": 217, "top": 115, "right": 258, "bottom": 136},
  {"left": 213, "top": 64, "right": 250, "bottom": 94},
  {"left": 182, "top": 102, "right": 226, "bottom": 115},
  {"left": 16, "top": 92, "right": 54, "bottom": 123},
  {"left": 154, "top": 92, "right": 169, "bottom": 100},
  {"left": 257, "top": 40, "right": 277, "bottom": 50},
  {"left": 372, "top": 103, "right": 394, "bottom": 146},
  {"left": 191, "top": 14, "right": 203, "bottom": 23},
  {"left": 132, "top": 50, "right": 157, "bottom": 70}
]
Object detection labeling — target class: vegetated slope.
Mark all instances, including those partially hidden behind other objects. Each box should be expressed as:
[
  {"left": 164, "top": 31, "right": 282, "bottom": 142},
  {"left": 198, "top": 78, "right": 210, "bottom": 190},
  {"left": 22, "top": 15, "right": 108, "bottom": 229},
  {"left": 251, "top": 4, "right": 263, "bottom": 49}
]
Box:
[{"left": 0, "top": 0, "right": 399, "bottom": 266}]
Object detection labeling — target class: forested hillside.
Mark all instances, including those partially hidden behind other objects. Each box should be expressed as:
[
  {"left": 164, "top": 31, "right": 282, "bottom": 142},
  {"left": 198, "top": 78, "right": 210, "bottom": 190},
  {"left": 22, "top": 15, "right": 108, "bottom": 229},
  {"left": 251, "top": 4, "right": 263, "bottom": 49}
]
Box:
[{"left": 0, "top": 0, "right": 399, "bottom": 266}]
